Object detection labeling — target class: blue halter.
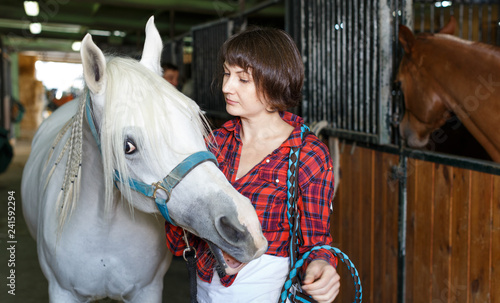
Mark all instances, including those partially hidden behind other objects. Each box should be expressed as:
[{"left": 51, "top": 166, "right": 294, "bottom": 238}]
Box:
[{"left": 85, "top": 92, "right": 217, "bottom": 225}]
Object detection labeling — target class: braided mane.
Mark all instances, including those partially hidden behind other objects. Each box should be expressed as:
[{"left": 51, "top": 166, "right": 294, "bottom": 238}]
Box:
[{"left": 45, "top": 56, "right": 211, "bottom": 232}]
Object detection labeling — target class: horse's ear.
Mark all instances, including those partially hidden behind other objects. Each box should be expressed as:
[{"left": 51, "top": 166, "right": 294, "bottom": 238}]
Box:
[
  {"left": 140, "top": 16, "right": 163, "bottom": 76},
  {"left": 399, "top": 25, "right": 415, "bottom": 54},
  {"left": 81, "top": 34, "right": 107, "bottom": 95},
  {"left": 439, "top": 16, "right": 457, "bottom": 35}
]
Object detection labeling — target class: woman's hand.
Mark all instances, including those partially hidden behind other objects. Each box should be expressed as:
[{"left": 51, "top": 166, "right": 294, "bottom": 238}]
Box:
[{"left": 301, "top": 260, "right": 340, "bottom": 303}]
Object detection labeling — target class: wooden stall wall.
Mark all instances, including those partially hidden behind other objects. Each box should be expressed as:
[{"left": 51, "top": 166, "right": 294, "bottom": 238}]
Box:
[
  {"left": 330, "top": 141, "right": 400, "bottom": 303},
  {"left": 405, "top": 159, "right": 500, "bottom": 303},
  {"left": 331, "top": 142, "right": 500, "bottom": 303}
]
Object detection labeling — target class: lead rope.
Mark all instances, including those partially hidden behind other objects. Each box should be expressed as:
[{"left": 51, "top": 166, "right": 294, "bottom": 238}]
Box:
[
  {"left": 182, "top": 230, "right": 198, "bottom": 303},
  {"left": 280, "top": 125, "right": 363, "bottom": 303}
]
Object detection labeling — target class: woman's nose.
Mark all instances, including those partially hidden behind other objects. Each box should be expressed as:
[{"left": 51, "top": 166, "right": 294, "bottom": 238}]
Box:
[{"left": 222, "top": 77, "right": 234, "bottom": 94}]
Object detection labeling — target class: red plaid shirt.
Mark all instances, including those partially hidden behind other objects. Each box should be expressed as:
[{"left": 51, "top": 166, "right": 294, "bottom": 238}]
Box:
[{"left": 165, "top": 111, "right": 337, "bottom": 286}]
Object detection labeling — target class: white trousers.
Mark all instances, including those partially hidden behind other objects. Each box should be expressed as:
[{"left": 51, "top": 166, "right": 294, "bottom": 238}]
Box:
[{"left": 197, "top": 254, "right": 290, "bottom": 303}]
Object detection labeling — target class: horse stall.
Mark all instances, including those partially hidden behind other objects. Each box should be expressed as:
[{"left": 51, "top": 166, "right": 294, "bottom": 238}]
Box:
[{"left": 192, "top": 0, "right": 500, "bottom": 302}]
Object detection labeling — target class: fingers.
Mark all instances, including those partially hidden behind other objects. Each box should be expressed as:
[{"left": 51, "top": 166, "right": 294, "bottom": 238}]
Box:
[
  {"left": 302, "top": 260, "right": 327, "bottom": 285},
  {"left": 301, "top": 261, "right": 340, "bottom": 303}
]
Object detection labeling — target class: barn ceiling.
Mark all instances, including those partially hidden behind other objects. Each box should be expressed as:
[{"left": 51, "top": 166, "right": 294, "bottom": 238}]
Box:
[{"left": 0, "top": 0, "right": 285, "bottom": 58}]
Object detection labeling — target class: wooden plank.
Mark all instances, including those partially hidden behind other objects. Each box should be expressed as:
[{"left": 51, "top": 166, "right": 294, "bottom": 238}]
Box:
[
  {"left": 349, "top": 145, "right": 363, "bottom": 302},
  {"left": 372, "top": 151, "right": 399, "bottom": 302},
  {"left": 382, "top": 152, "right": 399, "bottom": 303},
  {"left": 431, "top": 164, "right": 453, "bottom": 302},
  {"left": 329, "top": 140, "right": 344, "bottom": 301},
  {"left": 330, "top": 137, "right": 342, "bottom": 247},
  {"left": 405, "top": 157, "right": 417, "bottom": 303},
  {"left": 372, "top": 150, "right": 386, "bottom": 302},
  {"left": 360, "top": 147, "right": 374, "bottom": 302},
  {"left": 469, "top": 171, "right": 491, "bottom": 302},
  {"left": 450, "top": 167, "right": 470, "bottom": 303},
  {"left": 492, "top": 174, "right": 500, "bottom": 302},
  {"left": 335, "top": 144, "right": 356, "bottom": 303},
  {"left": 412, "top": 159, "right": 435, "bottom": 303}
]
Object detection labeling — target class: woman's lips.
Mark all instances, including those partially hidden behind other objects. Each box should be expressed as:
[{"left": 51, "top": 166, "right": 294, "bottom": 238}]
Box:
[{"left": 225, "top": 98, "right": 238, "bottom": 105}]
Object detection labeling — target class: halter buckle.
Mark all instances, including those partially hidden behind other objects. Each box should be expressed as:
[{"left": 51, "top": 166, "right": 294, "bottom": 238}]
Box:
[{"left": 152, "top": 181, "right": 169, "bottom": 200}]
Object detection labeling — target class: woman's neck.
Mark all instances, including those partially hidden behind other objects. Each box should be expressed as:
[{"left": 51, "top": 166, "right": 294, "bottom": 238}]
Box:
[{"left": 239, "top": 111, "right": 290, "bottom": 143}]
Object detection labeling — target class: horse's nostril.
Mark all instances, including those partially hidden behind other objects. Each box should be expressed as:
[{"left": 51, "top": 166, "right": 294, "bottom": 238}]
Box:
[{"left": 216, "top": 216, "right": 247, "bottom": 244}]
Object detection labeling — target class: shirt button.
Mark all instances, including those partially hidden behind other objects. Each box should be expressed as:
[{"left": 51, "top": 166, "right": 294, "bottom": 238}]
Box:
[
  {"left": 229, "top": 169, "right": 235, "bottom": 174},
  {"left": 275, "top": 179, "right": 279, "bottom": 183},
  {"left": 266, "top": 159, "right": 270, "bottom": 163}
]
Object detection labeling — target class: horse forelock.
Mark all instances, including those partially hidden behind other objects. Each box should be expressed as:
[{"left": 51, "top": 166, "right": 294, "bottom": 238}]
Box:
[{"left": 98, "top": 57, "right": 211, "bottom": 211}]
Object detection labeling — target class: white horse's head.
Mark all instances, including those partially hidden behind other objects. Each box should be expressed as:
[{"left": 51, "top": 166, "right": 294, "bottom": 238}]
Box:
[{"left": 80, "top": 16, "right": 267, "bottom": 270}]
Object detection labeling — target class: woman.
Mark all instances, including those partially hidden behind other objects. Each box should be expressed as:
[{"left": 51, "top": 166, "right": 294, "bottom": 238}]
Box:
[{"left": 165, "top": 27, "right": 340, "bottom": 303}]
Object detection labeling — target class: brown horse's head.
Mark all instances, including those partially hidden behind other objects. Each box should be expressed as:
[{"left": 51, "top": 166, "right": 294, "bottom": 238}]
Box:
[{"left": 396, "top": 18, "right": 456, "bottom": 147}]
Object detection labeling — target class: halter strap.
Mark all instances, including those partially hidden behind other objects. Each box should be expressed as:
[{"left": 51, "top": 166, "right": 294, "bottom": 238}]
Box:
[
  {"left": 113, "top": 151, "right": 217, "bottom": 225},
  {"left": 84, "top": 91, "right": 218, "bottom": 225}
]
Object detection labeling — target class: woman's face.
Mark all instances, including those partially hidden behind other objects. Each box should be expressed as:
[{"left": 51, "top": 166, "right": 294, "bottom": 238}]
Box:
[{"left": 222, "top": 63, "right": 268, "bottom": 118}]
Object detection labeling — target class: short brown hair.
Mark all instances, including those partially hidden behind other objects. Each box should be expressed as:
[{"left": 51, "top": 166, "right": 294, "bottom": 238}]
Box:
[{"left": 218, "top": 27, "right": 304, "bottom": 111}]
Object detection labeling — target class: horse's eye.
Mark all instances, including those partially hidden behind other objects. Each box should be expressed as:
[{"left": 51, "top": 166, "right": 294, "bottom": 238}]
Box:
[{"left": 124, "top": 139, "right": 137, "bottom": 154}]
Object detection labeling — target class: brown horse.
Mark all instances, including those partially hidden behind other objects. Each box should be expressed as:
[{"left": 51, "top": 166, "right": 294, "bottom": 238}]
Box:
[{"left": 396, "top": 17, "right": 500, "bottom": 162}]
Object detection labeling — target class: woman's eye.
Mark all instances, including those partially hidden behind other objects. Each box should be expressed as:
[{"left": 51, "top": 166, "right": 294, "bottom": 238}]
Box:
[
  {"left": 223, "top": 72, "right": 230, "bottom": 77},
  {"left": 124, "top": 140, "right": 137, "bottom": 154},
  {"left": 239, "top": 78, "right": 249, "bottom": 83}
]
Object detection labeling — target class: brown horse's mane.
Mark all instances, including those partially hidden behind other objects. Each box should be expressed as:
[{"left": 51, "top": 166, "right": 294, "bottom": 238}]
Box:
[{"left": 416, "top": 32, "right": 500, "bottom": 60}]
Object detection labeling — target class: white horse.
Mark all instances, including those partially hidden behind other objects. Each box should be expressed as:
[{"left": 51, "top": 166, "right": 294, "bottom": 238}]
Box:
[{"left": 21, "top": 16, "right": 267, "bottom": 302}]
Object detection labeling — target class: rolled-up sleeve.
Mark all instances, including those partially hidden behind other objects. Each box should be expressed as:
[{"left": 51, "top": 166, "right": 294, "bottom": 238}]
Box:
[{"left": 296, "top": 138, "right": 338, "bottom": 275}]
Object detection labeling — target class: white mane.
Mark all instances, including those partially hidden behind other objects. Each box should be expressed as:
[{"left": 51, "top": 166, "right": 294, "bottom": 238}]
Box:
[{"left": 50, "top": 56, "right": 211, "bottom": 230}]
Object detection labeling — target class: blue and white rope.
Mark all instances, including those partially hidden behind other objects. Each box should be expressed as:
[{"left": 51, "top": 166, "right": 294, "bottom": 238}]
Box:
[{"left": 280, "top": 124, "right": 362, "bottom": 303}]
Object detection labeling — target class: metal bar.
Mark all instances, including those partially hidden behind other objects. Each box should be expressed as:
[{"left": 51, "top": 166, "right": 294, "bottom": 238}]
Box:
[
  {"left": 322, "top": 127, "right": 380, "bottom": 144},
  {"left": 487, "top": 4, "right": 492, "bottom": 44},
  {"left": 439, "top": 3, "right": 445, "bottom": 29},
  {"left": 430, "top": 3, "right": 435, "bottom": 32},
  {"left": 497, "top": 3, "right": 500, "bottom": 45},
  {"left": 459, "top": 4, "right": 464, "bottom": 38},
  {"left": 403, "top": 148, "right": 500, "bottom": 175},
  {"left": 378, "top": 0, "right": 392, "bottom": 144},
  {"left": 326, "top": 0, "right": 333, "bottom": 123},
  {"left": 468, "top": 4, "right": 473, "bottom": 40},
  {"left": 341, "top": 0, "right": 347, "bottom": 130},
  {"left": 359, "top": 0, "right": 366, "bottom": 133},
  {"left": 301, "top": 0, "right": 309, "bottom": 119},
  {"left": 420, "top": 2, "right": 425, "bottom": 33},
  {"left": 346, "top": 0, "right": 352, "bottom": 130},
  {"left": 311, "top": 0, "right": 318, "bottom": 121},
  {"left": 335, "top": 0, "right": 341, "bottom": 129},
  {"left": 332, "top": 138, "right": 500, "bottom": 176},
  {"left": 372, "top": 0, "right": 379, "bottom": 135},
  {"left": 355, "top": 0, "right": 361, "bottom": 132},
  {"left": 319, "top": 0, "right": 325, "bottom": 122},
  {"left": 478, "top": 4, "right": 483, "bottom": 42}
]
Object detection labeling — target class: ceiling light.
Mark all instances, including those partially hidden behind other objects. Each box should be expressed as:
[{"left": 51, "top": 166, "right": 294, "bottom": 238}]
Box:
[
  {"left": 113, "top": 30, "right": 126, "bottom": 37},
  {"left": 71, "top": 41, "right": 81, "bottom": 52},
  {"left": 88, "top": 29, "right": 111, "bottom": 37},
  {"left": 29, "top": 22, "right": 42, "bottom": 34},
  {"left": 24, "top": 1, "right": 39, "bottom": 17},
  {"left": 435, "top": 1, "right": 452, "bottom": 8}
]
